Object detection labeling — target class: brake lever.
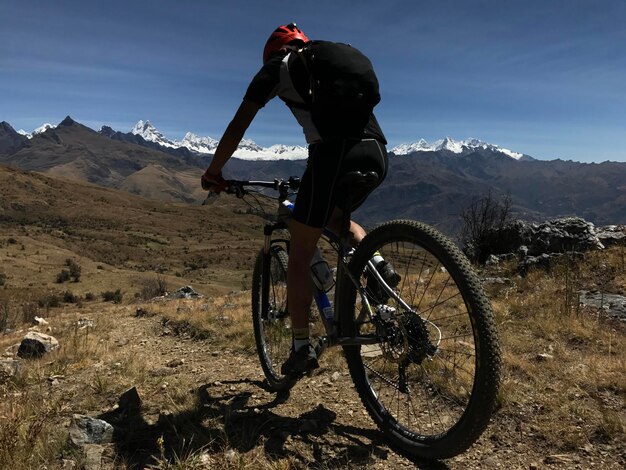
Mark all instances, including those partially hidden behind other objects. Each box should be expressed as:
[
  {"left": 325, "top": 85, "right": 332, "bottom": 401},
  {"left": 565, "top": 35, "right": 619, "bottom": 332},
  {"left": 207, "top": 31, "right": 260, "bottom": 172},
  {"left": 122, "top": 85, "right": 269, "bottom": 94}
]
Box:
[{"left": 224, "top": 181, "right": 246, "bottom": 199}]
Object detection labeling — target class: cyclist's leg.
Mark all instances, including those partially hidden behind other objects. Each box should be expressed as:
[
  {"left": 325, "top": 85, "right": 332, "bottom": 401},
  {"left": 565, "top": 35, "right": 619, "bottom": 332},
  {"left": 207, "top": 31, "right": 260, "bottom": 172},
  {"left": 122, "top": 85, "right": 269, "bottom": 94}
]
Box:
[
  {"left": 325, "top": 208, "right": 366, "bottom": 246},
  {"left": 280, "top": 219, "right": 323, "bottom": 375},
  {"left": 287, "top": 219, "right": 322, "bottom": 332},
  {"left": 283, "top": 142, "right": 340, "bottom": 375}
]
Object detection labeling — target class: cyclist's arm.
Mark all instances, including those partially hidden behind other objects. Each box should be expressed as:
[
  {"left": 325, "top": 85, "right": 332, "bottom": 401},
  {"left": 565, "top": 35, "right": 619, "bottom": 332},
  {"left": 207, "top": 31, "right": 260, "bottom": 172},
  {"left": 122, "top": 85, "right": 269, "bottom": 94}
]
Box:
[{"left": 205, "top": 99, "right": 262, "bottom": 176}]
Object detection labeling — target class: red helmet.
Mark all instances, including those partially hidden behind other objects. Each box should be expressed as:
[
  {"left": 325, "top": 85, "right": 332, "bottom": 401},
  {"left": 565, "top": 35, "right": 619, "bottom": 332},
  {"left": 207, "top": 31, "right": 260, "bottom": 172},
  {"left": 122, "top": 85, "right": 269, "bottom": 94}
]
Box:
[{"left": 263, "top": 23, "right": 309, "bottom": 64}]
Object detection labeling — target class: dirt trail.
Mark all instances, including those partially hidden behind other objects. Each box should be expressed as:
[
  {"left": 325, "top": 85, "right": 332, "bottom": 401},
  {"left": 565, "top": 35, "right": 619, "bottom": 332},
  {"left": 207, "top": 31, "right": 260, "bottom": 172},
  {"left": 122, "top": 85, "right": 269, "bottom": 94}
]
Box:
[{"left": 71, "top": 300, "right": 619, "bottom": 470}]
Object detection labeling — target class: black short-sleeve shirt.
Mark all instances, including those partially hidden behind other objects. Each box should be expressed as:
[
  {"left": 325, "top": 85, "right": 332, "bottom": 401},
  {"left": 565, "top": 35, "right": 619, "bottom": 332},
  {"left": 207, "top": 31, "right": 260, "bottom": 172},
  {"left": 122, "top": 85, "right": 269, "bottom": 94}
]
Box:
[{"left": 243, "top": 51, "right": 386, "bottom": 145}]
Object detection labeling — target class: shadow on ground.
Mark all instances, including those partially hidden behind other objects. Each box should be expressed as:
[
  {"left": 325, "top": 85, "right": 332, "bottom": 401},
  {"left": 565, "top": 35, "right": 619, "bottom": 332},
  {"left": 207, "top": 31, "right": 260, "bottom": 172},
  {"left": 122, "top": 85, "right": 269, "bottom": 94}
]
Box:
[{"left": 99, "top": 378, "right": 448, "bottom": 469}]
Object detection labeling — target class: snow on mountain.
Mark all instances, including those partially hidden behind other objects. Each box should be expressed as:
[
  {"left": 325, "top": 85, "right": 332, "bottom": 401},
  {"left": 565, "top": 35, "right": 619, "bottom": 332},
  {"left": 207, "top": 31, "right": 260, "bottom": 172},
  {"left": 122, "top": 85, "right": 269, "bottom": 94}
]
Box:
[
  {"left": 391, "top": 137, "right": 524, "bottom": 160},
  {"left": 18, "top": 123, "right": 56, "bottom": 139},
  {"left": 178, "top": 132, "right": 219, "bottom": 154},
  {"left": 130, "top": 120, "right": 308, "bottom": 161},
  {"left": 131, "top": 120, "right": 179, "bottom": 149},
  {"left": 130, "top": 120, "right": 526, "bottom": 162},
  {"left": 234, "top": 143, "right": 309, "bottom": 161}
]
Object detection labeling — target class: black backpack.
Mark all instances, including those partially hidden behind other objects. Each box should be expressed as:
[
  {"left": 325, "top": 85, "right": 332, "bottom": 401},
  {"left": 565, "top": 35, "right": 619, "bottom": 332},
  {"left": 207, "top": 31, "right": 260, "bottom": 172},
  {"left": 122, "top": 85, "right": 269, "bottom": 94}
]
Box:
[{"left": 296, "top": 41, "right": 381, "bottom": 138}]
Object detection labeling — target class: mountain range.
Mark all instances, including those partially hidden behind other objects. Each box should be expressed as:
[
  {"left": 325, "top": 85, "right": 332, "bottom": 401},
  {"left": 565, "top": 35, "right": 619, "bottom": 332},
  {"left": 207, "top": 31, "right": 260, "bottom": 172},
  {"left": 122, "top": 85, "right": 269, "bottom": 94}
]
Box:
[{"left": 1, "top": 117, "right": 625, "bottom": 234}]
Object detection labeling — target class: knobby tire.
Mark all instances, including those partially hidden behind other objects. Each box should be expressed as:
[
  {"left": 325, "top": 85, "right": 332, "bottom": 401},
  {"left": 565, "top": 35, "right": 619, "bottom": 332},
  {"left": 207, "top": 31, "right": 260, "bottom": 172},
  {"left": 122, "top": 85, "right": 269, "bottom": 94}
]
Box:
[
  {"left": 251, "top": 245, "right": 297, "bottom": 391},
  {"left": 338, "top": 220, "right": 501, "bottom": 460}
]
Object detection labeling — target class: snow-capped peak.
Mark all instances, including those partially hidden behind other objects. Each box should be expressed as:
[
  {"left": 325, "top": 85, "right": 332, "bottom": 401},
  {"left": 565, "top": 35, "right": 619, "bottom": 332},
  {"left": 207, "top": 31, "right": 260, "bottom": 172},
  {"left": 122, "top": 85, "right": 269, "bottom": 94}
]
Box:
[
  {"left": 179, "top": 132, "right": 219, "bottom": 154},
  {"left": 18, "top": 123, "right": 56, "bottom": 139},
  {"left": 131, "top": 120, "right": 178, "bottom": 148},
  {"left": 233, "top": 143, "right": 308, "bottom": 161},
  {"left": 391, "top": 137, "right": 524, "bottom": 160},
  {"left": 129, "top": 120, "right": 308, "bottom": 161}
]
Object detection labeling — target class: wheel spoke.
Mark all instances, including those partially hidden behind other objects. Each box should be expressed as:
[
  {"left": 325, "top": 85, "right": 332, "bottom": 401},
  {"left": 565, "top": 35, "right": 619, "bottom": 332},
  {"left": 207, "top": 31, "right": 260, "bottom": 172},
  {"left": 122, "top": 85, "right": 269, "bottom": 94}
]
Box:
[{"left": 340, "top": 220, "right": 500, "bottom": 458}]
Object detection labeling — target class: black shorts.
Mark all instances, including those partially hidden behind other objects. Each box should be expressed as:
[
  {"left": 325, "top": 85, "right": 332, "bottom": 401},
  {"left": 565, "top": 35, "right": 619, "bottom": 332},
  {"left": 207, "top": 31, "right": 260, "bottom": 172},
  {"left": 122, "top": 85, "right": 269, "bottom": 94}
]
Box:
[{"left": 292, "top": 138, "right": 388, "bottom": 228}]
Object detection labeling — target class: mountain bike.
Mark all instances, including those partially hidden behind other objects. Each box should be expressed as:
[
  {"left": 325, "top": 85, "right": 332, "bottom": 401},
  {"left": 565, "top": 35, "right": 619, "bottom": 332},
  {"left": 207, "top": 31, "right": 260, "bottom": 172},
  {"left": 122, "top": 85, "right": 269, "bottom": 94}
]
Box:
[{"left": 208, "top": 171, "right": 501, "bottom": 460}]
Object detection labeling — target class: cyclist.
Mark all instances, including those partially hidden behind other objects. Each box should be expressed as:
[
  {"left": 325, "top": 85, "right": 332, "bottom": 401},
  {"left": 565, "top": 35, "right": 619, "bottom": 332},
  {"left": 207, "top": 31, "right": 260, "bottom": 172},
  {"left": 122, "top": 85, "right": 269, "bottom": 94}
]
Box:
[{"left": 202, "top": 23, "right": 397, "bottom": 376}]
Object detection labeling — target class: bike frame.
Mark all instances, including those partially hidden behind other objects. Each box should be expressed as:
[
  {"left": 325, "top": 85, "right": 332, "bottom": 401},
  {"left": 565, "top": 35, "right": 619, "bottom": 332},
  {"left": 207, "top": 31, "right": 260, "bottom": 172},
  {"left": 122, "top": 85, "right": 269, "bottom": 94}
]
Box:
[
  {"left": 263, "top": 195, "right": 385, "bottom": 352},
  {"left": 221, "top": 177, "right": 400, "bottom": 355}
]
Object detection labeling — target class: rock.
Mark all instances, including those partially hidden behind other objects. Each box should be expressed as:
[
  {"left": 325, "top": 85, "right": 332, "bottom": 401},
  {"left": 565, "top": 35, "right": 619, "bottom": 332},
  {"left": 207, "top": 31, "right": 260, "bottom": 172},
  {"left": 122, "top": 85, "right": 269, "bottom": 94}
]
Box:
[
  {"left": 518, "top": 252, "right": 584, "bottom": 276},
  {"left": 61, "top": 458, "right": 77, "bottom": 468},
  {"left": 118, "top": 387, "right": 142, "bottom": 413},
  {"left": 536, "top": 353, "right": 555, "bottom": 361},
  {"left": 167, "top": 286, "right": 203, "bottom": 299},
  {"left": 69, "top": 415, "right": 114, "bottom": 445},
  {"left": 476, "top": 217, "right": 607, "bottom": 266},
  {"left": 579, "top": 290, "right": 626, "bottom": 322},
  {"left": 0, "top": 359, "right": 20, "bottom": 379},
  {"left": 77, "top": 318, "right": 95, "bottom": 329},
  {"left": 3, "top": 343, "right": 20, "bottom": 357},
  {"left": 83, "top": 444, "right": 105, "bottom": 470},
  {"left": 331, "top": 371, "right": 341, "bottom": 382},
  {"left": 166, "top": 358, "right": 184, "bottom": 368},
  {"left": 17, "top": 331, "right": 59, "bottom": 358},
  {"left": 596, "top": 225, "right": 626, "bottom": 247},
  {"left": 225, "top": 449, "right": 238, "bottom": 463},
  {"left": 530, "top": 217, "right": 603, "bottom": 255},
  {"left": 33, "top": 316, "right": 49, "bottom": 326}
]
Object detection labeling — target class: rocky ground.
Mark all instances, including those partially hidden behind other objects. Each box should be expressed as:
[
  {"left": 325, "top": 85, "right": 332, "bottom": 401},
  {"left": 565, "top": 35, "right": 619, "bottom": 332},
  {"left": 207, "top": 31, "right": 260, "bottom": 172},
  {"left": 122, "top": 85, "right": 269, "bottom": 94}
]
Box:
[{"left": 4, "top": 294, "right": 622, "bottom": 470}]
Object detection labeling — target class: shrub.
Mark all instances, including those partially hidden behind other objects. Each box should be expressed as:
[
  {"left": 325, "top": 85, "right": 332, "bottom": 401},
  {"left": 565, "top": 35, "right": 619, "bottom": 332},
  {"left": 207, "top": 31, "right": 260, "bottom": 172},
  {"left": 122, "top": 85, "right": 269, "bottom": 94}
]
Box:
[
  {"left": 55, "top": 270, "right": 71, "bottom": 283},
  {"left": 102, "top": 289, "right": 123, "bottom": 304},
  {"left": 38, "top": 294, "right": 61, "bottom": 309},
  {"left": 63, "top": 291, "right": 78, "bottom": 304},
  {"left": 0, "top": 273, "right": 6, "bottom": 286},
  {"left": 65, "top": 259, "right": 81, "bottom": 282},
  {"left": 84, "top": 292, "right": 95, "bottom": 301},
  {"left": 460, "top": 190, "right": 512, "bottom": 263}
]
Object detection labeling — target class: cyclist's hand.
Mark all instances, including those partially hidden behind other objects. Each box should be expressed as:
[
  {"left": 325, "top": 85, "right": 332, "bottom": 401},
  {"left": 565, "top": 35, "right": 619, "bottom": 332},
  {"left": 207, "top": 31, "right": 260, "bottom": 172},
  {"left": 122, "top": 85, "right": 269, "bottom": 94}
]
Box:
[{"left": 201, "top": 170, "right": 227, "bottom": 193}]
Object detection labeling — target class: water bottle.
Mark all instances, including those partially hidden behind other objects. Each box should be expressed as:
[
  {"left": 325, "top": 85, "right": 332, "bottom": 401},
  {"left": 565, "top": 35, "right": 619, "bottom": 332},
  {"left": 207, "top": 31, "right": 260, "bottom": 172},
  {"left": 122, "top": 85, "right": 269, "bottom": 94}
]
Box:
[
  {"left": 318, "top": 292, "right": 334, "bottom": 325},
  {"left": 310, "top": 247, "right": 334, "bottom": 292}
]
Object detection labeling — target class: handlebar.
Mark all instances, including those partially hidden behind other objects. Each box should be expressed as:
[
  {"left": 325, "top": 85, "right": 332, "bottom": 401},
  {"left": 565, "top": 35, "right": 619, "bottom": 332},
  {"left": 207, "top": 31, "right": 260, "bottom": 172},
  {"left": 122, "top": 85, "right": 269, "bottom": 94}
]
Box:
[
  {"left": 203, "top": 176, "right": 300, "bottom": 205},
  {"left": 224, "top": 176, "right": 300, "bottom": 199}
]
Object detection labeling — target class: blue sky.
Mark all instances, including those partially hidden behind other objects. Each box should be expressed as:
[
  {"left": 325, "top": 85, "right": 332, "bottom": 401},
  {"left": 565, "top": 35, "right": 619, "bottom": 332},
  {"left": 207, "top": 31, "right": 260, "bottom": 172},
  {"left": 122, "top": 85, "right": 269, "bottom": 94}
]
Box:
[{"left": 1, "top": 0, "right": 625, "bottom": 162}]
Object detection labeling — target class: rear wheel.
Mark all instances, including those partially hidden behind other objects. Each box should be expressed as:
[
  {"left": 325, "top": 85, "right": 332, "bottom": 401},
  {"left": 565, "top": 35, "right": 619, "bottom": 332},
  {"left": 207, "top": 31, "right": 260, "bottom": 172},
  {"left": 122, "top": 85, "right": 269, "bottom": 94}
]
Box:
[
  {"left": 251, "top": 245, "right": 296, "bottom": 391},
  {"left": 339, "top": 220, "right": 501, "bottom": 459}
]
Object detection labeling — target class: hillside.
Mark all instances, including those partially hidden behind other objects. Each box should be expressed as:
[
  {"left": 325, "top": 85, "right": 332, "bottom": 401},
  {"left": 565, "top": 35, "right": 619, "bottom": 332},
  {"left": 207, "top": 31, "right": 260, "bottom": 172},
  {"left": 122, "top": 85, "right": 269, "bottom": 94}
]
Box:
[
  {"left": 0, "top": 163, "right": 265, "bottom": 301},
  {"left": 1, "top": 117, "right": 203, "bottom": 197}
]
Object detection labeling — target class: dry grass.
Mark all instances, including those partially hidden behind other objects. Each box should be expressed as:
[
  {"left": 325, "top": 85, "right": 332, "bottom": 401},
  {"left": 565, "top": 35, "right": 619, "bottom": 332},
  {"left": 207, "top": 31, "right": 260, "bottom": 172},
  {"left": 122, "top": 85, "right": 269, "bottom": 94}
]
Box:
[
  {"left": 486, "top": 248, "right": 626, "bottom": 453},
  {"left": 1, "top": 233, "right": 625, "bottom": 468}
]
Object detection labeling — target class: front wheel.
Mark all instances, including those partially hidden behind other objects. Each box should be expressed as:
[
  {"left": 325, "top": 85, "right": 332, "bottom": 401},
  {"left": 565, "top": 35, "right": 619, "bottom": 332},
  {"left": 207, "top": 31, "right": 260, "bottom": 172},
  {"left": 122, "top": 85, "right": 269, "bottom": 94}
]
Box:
[
  {"left": 338, "top": 220, "right": 501, "bottom": 460},
  {"left": 251, "top": 245, "right": 296, "bottom": 391}
]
